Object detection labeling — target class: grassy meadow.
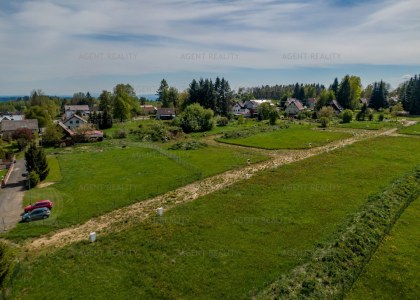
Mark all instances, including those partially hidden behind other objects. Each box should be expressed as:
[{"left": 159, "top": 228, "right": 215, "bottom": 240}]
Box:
[
  {"left": 217, "top": 126, "right": 351, "bottom": 149},
  {"left": 398, "top": 122, "right": 420, "bottom": 135},
  {"left": 9, "top": 136, "right": 420, "bottom": 299},
  {"left": 347, "top": 196, "right": 420, "bottom": 299},
  {"left": 4, "top": 143, "right": 267, "bottom": 240}
]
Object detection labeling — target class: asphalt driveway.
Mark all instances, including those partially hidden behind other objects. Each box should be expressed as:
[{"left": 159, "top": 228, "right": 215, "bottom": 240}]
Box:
[{"left": 0, "top": 159, "right": 26, "bottom": 231}]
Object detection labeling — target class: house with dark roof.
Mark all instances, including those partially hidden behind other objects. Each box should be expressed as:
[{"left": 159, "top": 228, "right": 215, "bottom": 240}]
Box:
[
  {"left": 63, "top": 114, "right": 88, "bottom": 129},
  {"left": 285, "top": 99, "right": 305, "bottom": 115},
  {"left": 330, "top": 100, "right": 344, "bottom": 115},
  {"left": 0, "top": 119, "right": 39, "bottom": 138},
  {"left": 64, "top": 105, "right": 91, "bottom": 119},
  {"left": 305, "top": 98, "right": 317, "bottom": 110},
  {"left": 156, "top": 108, "right": 176, "bottom": 120},
  {"left": 232, "top": 102, "right": 251, "bottom": 117}
]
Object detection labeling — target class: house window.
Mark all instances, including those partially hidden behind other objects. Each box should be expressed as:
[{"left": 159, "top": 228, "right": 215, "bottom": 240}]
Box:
[
  {"left": 70, "top": 121, "right": 73, "bottom": 124},
  {"left": 76, "top": 120, "right": 79, "bottom": 124}
]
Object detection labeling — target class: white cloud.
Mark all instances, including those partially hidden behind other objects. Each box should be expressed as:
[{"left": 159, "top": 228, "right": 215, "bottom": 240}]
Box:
[{"left": 0, "top": 0, "right": 419, "bottom": 94}]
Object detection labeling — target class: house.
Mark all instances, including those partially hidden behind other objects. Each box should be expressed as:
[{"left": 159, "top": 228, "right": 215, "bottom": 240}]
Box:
[
  {"left": 140, "top": 105, "right": 157, "bottom": 115},
  {"left": 156, "top": 108, "right": 176, "bottom": 120},
  {"left": 0, "top": 114, "right": 25, "bottom": 122},
  {"left": 243, "top": 99, "right": 272, "bottom": 116},
  {"left": 306, "top": 98, "right": 317, "bottom": 110},
  {"left": 64, "top": 105, "right": 90, "bottom": 119},
  {"left": 63, "top": 114, "right": 88, "bottom": 130},
  {"left": 330, "top": 100, "right": 343, "bottom": 115},
  {"left": 359, "top": 98, "right": 369, "bottom": 106},
  {"left": 56, "top": 121, "right": 74, "bottom": 138},
  {"left": 232, "top": 102, "right": 251, "bottom": 117},
  {"left": 0, "top": 119, "right": 39, "bottom": 138},
  {"left": 285, "top": 99, "right": 305, "bottom": 115}
]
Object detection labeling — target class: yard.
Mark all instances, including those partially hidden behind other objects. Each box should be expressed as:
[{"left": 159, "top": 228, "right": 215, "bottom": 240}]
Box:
[
  {"left": 347, "top": 196, "right": 420, "bottom": 299},
  {"left": 398, "top": 122, "right": 420, "bottom": 135},
  {"left": 217, "top": 125, "right": 352, "bottom": 149},
  {"left": 9, "top": 136, "right": 420, "bottom": 299},
  {"left": 4, "top": 142, "right": 267, "bottom": 240}
]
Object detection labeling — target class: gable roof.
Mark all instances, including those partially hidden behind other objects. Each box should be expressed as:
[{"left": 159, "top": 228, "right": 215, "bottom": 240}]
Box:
[
  {"left": 286, "top": 99, "right": 304, "bottom": 110},
  {"left": 65, "top": 105, "right": 90, "bottom": 111},
  {"left": 64, "top": 114, "right": 88, "bottom": 123},
  {"left": 0, "top": 115, "right": 24, "bottom": 122},
  {"left": 156, "top": 108, "right": 176, "bottom": 116},
  {"left": 330, "top": 100, "right": 343, "bottom": 111},
  {"left": 1, "top": 119, "right": 38, "bottom": 132},
  {"left": 56, "top": 121, "right": 74, "bottom": 136}
]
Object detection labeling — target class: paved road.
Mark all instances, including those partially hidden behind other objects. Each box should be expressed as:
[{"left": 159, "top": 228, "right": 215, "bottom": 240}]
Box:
[{"left": 0, "top": 159, "right": 26, "bottom": 231}]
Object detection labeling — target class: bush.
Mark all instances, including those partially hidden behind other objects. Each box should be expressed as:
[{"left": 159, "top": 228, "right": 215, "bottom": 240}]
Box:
[
  {"left": 368, "top": 113, "right": 374, "bottom": 121},
  {"left": 356, "top": 110, "right": 365, "bottom": 121},
  {"left": 176, "top": 103, "right": 214, "bottom": 133},
  {"left": 378, "top": 113, "right": 384, "bottom": 121},
  {"left": 113, "top": 129, "right": 127, "bottom": 139},
  {"left": 0, "top": 241, "right": 15, "bottom": 293},
  {"left": 216, "top": 117, "right": 229, "bottom": 127},
  {"left": 28, "top": 171, "right": 39, "bottom": 188},
  {"left": 318, "top": 106, "right": 335, "bottom": 120},
  {"left": 237, "top": 115, "right": 245, "bottom": 124},
  {"left": 269, "top": 110, "right": 279, "bottom": 125},
  {"left": 341, "top": 109, "right": 353, "bottom": 123},
  {"left": 169, "top": 141, "right": 208, "bottom": 150},
  {"left": 319, "top": 117, "right": 329, "bottom": 128}
]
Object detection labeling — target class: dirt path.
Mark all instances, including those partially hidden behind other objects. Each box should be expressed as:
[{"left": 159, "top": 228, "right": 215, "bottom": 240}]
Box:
[{"left": 24, "top": 128, "right": 398, "bottom": 253}]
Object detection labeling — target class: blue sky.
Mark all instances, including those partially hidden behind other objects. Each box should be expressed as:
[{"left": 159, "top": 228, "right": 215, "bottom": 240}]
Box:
[{"left": 0, "top": 0, "right": 419, "bottom": 96}]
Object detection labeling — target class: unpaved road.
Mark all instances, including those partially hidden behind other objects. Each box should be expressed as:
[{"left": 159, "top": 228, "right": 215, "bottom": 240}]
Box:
[
  {"left": 0, "top": 159, "right": 26, "bottom": 231},
  {"left": 24, "top": 128, "right": 398, "bottom": 253}
]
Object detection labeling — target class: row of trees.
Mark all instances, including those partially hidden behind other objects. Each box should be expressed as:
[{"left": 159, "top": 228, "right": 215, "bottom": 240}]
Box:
[
  {"left": 398, "top": 74, "right": 420, "bottom": 114},
  {"left": 98, "top": 84, "right": 140, "bottom": 122}
]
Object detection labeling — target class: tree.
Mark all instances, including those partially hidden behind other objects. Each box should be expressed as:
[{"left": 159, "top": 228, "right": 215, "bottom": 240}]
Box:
[
  {"left": 12, "top": 128, "right": 35, "bottom": 151},
  {"left": 257, "top": 103, "right": 274, "bottom": 120},
  {"left": 176, "top": 103, "right": 214, "bottom": 133},
  {"left": 318, "top": 106, "right": 335, "bottom": 120},
  {"left": 113, "top": 95, "right": 131, "bottom": 122},
  {"left": 157, "top": 79, "right": 170, "bottom": 107},
  {"left": 25, "top": 143, "right": 49, "bottom": 182},
  {"left": 112, "top": 84, "right": 138, "bottom": 121},
  {"left": 316, "top": 90, "right": 335, "bottom": 111},
  {"left": 99, "top": 90, "right": 113, "bottom": 113},
  {"left": 42, "top": 123, "right": 64, "bottom": 146},
  {"left": 391, "top": 103, "right": 404, "bottom": 120},
  {"left": 337, "top": 75, "right": 352, "bottom": 109},
  {"left": 369, "top": 81, "right": 389, "bottom": 110},
  {"left": 400, "top": 75, "right": 420, "bottom": 114},
  {"left": 25, "top": 106, "right": 51, "bottom": 127},
  {"left": 167, "top": 87, "right": 179, "bottom": 108},
  {"left": 329, "top": 77, "right": 339, "bottom": 98},
  {"left": 348, "top": 76, "right": 362, "bottom": 109},
  {"left": 268, "top": 110, "right": 279, "bottom": 125}
]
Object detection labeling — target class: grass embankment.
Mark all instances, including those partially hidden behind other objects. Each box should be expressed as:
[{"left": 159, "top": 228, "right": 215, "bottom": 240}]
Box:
[
  {"left": 8, "top": 136, "right": 420, "bottom": 299},
  {"left": 4, "top": 143, "right": 267, "bottom": 240},
  {"left": 347, "top": 196, "right": 420, "bottom": 300},
  {"left": 217, "top": 125, "right": 351, "bottom": 149},
  {"left": 398, "top": 122, "right": 420, "bottom": 136}
]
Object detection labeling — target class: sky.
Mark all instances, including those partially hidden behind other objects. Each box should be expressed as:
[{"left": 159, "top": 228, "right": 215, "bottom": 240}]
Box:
[{"left": 0, "top": 0, "right": 419, "bottom": 96}]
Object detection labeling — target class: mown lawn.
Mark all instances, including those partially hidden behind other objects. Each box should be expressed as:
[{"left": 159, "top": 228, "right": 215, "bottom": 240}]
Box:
[
  {"left": 4, "top": 143, "right": 267, "bottom": 240},
  {"left": 217, "top": 126, "right": 351, "bottom": 149},
  {"left": 347, "top": 196, "right": 420, "bottom": 299},
  {"left": 45, "top": 156, "right": 62, "bottom": 182},
  {"left": 398, "top": 122, "right": 420, "bottom": 135},
  {"left": 10, "top": 136, "right": 420, "bottom": 299},
  {"left": 335, "top": 120, "right": 400, "bottom": 130}
]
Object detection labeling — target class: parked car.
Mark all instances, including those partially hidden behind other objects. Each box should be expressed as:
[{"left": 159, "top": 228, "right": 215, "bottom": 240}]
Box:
[
  {"left": 21, "top": 207, "right": 50, "bottom": 222},
  {"left": 22, "top": 171, "right": 28, "bottom": 177},
  {"left": 24, "top": 200, "right": 54, "bottom": 213}
]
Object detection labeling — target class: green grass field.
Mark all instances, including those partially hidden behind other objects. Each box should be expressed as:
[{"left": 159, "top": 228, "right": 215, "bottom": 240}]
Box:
[
  {"left": 347, "top": 196, "right": 420, "bottom": 299},
  {"left": 398, "top": 122, "right": 420, "bottom": 135},
  {"left": 217, "top": 126, "right": 351, "bottom": 149},
  {"left": 45, "top": 156, "right": 62, "bottom": 182},
  {"left": 4, "top": 143, "right": 267, "bottom": 240},
  {"left": 10, "top": 136, "right": 420, "bottom": 299},
  {"left": 335, "top": 120, "right": 400, "bottom": 130}
]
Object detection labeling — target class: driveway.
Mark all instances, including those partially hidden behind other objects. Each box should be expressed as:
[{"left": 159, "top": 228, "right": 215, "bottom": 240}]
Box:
[{"left": 0, "top": 159, "right": 26, "bottom": 231}]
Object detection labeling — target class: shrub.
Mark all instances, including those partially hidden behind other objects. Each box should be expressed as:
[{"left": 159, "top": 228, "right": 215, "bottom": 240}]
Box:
[
  {"left": 217, "top": 117, "right": 229, "bottom": 127},
  {"left": 176, "top": 103, "right": 214, "bottom": 133},
  {"left": 237, "top": 115, "right": 245, "bottom": 124},
  {"left": 341, "top": 109, "right": 353, "bottom": 123},
  {"left": 356, "top": 110, "right": 365, "bottom": 121},
  {"left": 113, "top": 129, "right": 127, "bottom": 139},
  {"left": 169, "top": 141, "right": 208, "bottom": 150},
  {"left": 28, "top": 171, "right": 39, "bottom": 188},
  {"left": 269, "top": 110, "right": 279, "bottom": 125},
  {"left": 368, "top": 113, "right": 374, "bottom": 121},
  {"left": 378, "top": 113, "right": 384, "bottom": 121},
  {"left": 318, "top": 106, "right": 335, "bottom": 120},
  {"left": 319, "top": 117, "right": 329, "bottom": 128}
]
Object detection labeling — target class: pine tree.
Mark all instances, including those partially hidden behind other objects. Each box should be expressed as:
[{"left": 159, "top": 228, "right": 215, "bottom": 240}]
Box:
[
  {"left": 337, "top": 75, "right": 352, "bottom": 109},
  {"left": 36, "top": 147, "right": 49, "bottom": 181},
  {"left": 25, "top": 143, "right": 49, "bottom": 182},
  {"left": 157, "top": 79, "right": 170, "bottom": 107},
  {"left": 330, "top": 77, "right": 339, "bottom": 98}
]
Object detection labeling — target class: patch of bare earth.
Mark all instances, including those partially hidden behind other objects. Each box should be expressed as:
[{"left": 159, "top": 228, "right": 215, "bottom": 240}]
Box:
[
  {"left": 24, "top": 128, "right": 397, "bottom": 253},
  {"left": 36, "top": 182, "right": 55, "bottom": 188}
]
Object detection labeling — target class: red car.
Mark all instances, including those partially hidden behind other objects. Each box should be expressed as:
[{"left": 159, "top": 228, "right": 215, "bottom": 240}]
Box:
[{"left": 24, "top": 200, "right": 53, "bottom": 213}]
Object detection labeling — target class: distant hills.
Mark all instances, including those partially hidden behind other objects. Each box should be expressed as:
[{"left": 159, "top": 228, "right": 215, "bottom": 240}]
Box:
[{"left": 0, "top": 94, "right": 158, "bottom": 102}]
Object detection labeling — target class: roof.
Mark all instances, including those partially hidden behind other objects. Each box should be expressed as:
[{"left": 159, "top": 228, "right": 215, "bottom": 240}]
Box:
[
  {"left": 1, "top": 119, "right": 39, "bottom": 132},
  {"left": 64, "top": 105, "right": 90, "bottom": 111},
  {"left": 56, "top": 121, "right": 74, "bottom": 136},
  {"left": 64, "top": 114, "right": 88, "bottom": 123},
  {"left": 360, "top": 98, "right": 368, "bottom": 105},
  {"left": 156, "top": 108, "right": 176, "bottom": 115},
  {"left": 330, "top": 100, "right": 343, "bottom": 111},
  {"left": 286, "top": 99, "right": 305, "bottom": 110},
  {"left": 0, "top": 115, "right": 24, "bottom": 122},
  {"left": 307, "top": 98, "right": 317, "bottom": 103}
]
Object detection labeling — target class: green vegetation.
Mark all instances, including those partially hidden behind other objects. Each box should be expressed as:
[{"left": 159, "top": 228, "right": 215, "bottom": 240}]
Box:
[
  {"left": 336, "top": 121, "right": 399, "bottom": 130},
  {"left": 347, "top": 196, "right": 420, "bottom": 300},
  {"left": 398, "top": 122, "right": 420, "bottom": 135},
  {"left": 9, "top": 137, "right": 420, "bottom": 299},
  {"left": 218, "top": 126, "right": 351, "bottom": 149},
  {"left": 0, "top": 242, "right": 15, "bottom": 293},
  {"left": 5, "top": 143, "right": 267, "bottom": 240},
  {"left": 168, "top": 141, "right": 207, "bottom": 150},
  {"left": 45, "top": 156, "right": 62, "bottom": 182},
  {"left": 260, "top": 167, "right": 420, "bottom": 299}
]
